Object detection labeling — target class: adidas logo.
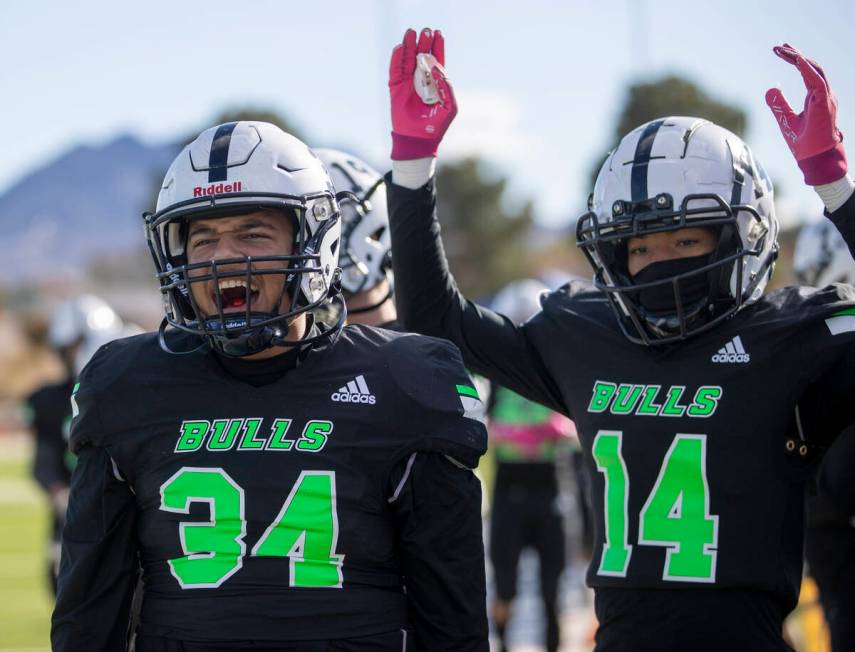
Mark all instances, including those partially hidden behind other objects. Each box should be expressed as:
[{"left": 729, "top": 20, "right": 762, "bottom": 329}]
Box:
[
  {"left": 711, "top": 335, "right": 750, "bottom": 363},
  {"left": 331, "top": 374, "right": 376, "bottom": 405}
]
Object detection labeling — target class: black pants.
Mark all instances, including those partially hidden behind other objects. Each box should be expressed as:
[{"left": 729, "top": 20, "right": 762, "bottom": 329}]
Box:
[
  {"left": 135, "top": 629, "right": 414, "bottom": 652},
  {"left": 490, "top": 471, "right": 565, "bottom": 652}
]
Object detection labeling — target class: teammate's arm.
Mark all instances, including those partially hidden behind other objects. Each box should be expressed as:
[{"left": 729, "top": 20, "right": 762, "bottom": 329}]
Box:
[
  {"left": 387, "top": 28, "right": 565, "bottom": 413},
  {"left": 389, "top": 452, "right": 488, "bottom": 651},
  {"left": 767, "top": 44, "right": 855, "bottom": 252},
  {"left": 51, "top": 445, "right": 138, "bottom": 651}
]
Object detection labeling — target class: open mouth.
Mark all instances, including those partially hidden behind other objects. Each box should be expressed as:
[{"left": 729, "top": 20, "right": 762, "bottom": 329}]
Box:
[{"left": 214, "top": 278, "right": 260, "bottom": 312}]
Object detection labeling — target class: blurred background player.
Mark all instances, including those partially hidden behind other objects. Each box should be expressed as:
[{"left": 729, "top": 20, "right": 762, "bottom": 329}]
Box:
[
  {"left": 486, "top": 278, "right": 576, "bottom": 652},
  {"left": 793, "top": 220, "right": 855, "bottom": 652},
  {"left": 23, "top": 294, "right": 136, "bottom": 593},
  {"left": 315, "top": 148, "right": 399, "bottom": 330}
]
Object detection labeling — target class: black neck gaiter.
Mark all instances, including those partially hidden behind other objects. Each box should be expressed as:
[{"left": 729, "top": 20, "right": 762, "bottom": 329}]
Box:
[{"left": 630, "top": 253, "right": 712, "bottom": 316}]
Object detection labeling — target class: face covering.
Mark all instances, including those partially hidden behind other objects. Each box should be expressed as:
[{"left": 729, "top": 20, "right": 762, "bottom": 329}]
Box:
[{"left": 629, "top": 253, "right": 712, "bottom": 319}]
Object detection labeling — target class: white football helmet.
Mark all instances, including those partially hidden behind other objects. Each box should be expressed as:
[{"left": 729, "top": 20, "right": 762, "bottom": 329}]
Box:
[
  {"left": 48, "top": 295, "right": 135, "bottom": 375},
  {"left": 794, "top": 219, "right": 855, "bottom": 287},
  {"left": 314, "top": 148, "right": 391, "bottom": 297},
  {"left": 491, "top": 278, "right": 548, "bottom": 325},
  {"left": 146, "top": 122, "right": 346, "bottom": 356},
  {"left": 577, "top": 116, "right": 779, "bottom": 345}
]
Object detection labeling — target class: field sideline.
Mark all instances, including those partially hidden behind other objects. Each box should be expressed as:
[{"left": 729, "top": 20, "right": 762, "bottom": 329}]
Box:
[{"left": 0, "top": 435, "right": 52, "bottom": 651}]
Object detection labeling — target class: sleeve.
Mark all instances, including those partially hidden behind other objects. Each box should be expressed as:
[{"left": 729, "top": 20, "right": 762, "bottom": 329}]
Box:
[
  {"left": 826, "top": 186, "right": 855, "bottom": 260},
  {"left": 388, "top": 452, "right": 489, "bottom": 651},
  {"left": 51, "top": 445, "right": 138, "bottom": 652},
  {"left": 387, "top": 174, "right": 567, "bottom": 414},
  {"left": 818, "top": 422, "right": 855, "bottom": 514}
]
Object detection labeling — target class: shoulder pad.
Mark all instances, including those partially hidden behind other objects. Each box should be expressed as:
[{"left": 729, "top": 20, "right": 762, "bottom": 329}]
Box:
[
  {"left": 68, "top": 332, "right": 160, "bottom": 453},
  {"left": 385, "top": 333, "right": 487, "bottom": 467},
  {"left": 757, "top": 284, "right": 855, "bottom": 327}
]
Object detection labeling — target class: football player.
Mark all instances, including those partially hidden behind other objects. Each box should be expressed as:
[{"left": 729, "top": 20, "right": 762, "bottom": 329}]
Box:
[
  {"left": 793, "top": 220, "right": 855, "bottom": 651},
  {"left": 386, "top": 30, "right": 855, "bottom": 651},
  {"left": 51, "top": 122, "right": 489, "bottom": 651},
  {"left": 487, "top": 279, "right": 575, "bottom": 652},
  {"left": 23, "top": 294, "right": 128, "bottom": 593},
  {"left": 314, "top": 148, "right": 400, "bottom": 330}
]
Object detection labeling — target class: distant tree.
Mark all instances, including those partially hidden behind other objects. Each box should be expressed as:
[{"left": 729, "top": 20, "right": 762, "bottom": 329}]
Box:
[
  {"left": 435, "top": 158, "right": 534, "bottom": 298},
  {"left": 588, "top": 75, "right": 748, "bottom": 191}
]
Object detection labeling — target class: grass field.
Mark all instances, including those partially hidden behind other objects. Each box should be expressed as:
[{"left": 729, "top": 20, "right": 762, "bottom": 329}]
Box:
[{"left": 0, "top": 437, "right": 52, "bottom": 652}]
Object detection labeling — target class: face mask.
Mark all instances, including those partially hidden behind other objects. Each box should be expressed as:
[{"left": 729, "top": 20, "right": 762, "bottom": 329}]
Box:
[{"left": 629, "top": 253, "right": 712, "bottom": 318}]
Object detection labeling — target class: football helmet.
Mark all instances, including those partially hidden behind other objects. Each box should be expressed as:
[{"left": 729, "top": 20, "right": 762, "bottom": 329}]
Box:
[
  {"left": 576, "top": 116, "right": 779, "bottom": 345},
  {"left": 145, "top": 122, "right": 347, "bottom": 356},
  {"left": 794, "top": 218, "right": 855, "bottom": 286},
  {"left": 48, "top": 294, "right": 137, "bottom": 375},
  {"left": 314, "top": 148, "right": 391, "bottom": 299},
  {"left": 491, "top": 278, "right": 548, "bottom": 325}
]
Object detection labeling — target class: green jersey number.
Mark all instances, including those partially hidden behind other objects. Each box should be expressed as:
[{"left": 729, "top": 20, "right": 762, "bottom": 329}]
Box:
[
  {"left": 592, "top": 431, "right": 718, "bottom": 582},
  {"left": 160, "top": 467, "right": 343, "bottom": 589}
]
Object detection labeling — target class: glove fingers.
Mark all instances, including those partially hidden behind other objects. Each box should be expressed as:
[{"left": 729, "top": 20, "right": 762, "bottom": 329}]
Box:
[
  {"left": 773, "top": 43, "right": 801, "bottom": 65},
  {"left": 794, "top": 53, "right": 828, "bottom": 93},
  {"left": 433, "top": 29, "right": 446, "bottom": 67},
  {"left": 765, "top": 88, "right": 796, "bottom": 116},
  {"left": 402, "top": 28, "right": 417, "bottom": 76},
  {"left": 389, "top": 44, "right": 404, "bottom": 85},
  {"left": 417, "top": 28, "right": 433, "bottom": 54},
  {"left": 432, "top": 67, "right": 457, "bottom": 114}
]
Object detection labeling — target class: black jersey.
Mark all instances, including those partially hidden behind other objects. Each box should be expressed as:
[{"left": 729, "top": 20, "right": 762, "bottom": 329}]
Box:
[
  {"left": 388, "top": 176, "right": 855, "bottom": 649},
  {"left": 25, "top": 380, "right": 75, "bottom": 492},
  {"left": 52, "top": 325, "right": 487, "bottom": 650}
]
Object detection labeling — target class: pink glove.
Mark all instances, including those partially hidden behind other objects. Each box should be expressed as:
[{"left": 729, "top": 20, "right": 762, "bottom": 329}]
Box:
[
  {"left": 388, "top": 28, "right": 458, "bottom": 160},
  {"left": 766, "top": 43, "right": 847, "bottom": 185}
]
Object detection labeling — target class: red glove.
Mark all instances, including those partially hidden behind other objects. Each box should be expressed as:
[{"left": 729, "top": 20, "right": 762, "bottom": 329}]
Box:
[
  {"left": 388, "top": 28, "right": 458, "bottom": 160},
  {"left": 765, "top": 43, "right": 847, "bottom": 185}
]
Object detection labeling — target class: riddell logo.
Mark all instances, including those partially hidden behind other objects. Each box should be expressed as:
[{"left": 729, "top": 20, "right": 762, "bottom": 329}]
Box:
[{"left": 193, "top": 181, "right": 243, "bottom": 197}]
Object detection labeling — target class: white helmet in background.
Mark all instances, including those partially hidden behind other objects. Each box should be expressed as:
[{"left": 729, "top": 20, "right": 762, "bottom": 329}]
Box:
[
  {"left": 48, "top": 295, "right": 128, "bottom": 375},
  {"left": 794, "top": 219, "right": 855, "bottom": 287},
  {"left": 74, "top": 322, "right": 144, "bottom": 376},
  {"left": 314, "top": 148, "right": 391, "bottom": 296},
  {"left": 577, "top": 116, "right": 779, "bottom": 345},
  {"left": 492, "top": 278, "right": 549, "bottom": 325},
  {"left": 146, "top": 122, "right": 345, "bottom": 356}
]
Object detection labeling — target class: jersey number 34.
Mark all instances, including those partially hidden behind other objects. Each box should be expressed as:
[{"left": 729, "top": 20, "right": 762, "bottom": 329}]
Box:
[
  {"left": 159, "top": 468, "right": 344, "bottom": 589},
  {"left": 592, "top": 431, "right": 718, "bottom": 582}
]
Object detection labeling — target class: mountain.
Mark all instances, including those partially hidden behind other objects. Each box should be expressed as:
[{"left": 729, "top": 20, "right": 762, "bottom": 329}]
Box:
[{"left": 0, "top": 135, "right": 179, "bottom": 282}]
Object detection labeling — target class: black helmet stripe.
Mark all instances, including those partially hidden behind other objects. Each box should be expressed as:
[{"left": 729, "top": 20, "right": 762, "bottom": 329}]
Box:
[
  {"left": 630, "top": 119, "right": 665, "bottom": 201},
  {"left": 208, "top": 122, "right": 239, "bottom": 182}
]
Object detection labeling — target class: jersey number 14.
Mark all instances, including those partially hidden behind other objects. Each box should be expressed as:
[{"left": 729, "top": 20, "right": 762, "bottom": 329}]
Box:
[
  {"left": 592, "top": 431, "right": 719, "bottom": 582},
  {"left": 159, "top": 467, "right": 344, "bottom": 589}
]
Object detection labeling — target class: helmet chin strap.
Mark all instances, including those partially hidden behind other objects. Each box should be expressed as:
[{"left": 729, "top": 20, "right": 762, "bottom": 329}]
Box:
[{"left": 346, "top": 285, "right": 394, "bottom": 315}]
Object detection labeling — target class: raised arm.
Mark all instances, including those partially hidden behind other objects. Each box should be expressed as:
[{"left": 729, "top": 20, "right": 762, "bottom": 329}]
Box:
[
  {"left": 387, "top": 28, "right": 565, "bottom": 413},
  {"left": 767, "top": 44, "right": 855, "bottom": 250}
]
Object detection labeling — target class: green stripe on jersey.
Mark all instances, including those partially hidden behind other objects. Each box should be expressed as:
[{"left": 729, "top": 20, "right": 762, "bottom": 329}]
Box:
[
  {"left": 826, "top": 313, "right": 855, "bottom": 335},
  {"left": 456, "top": 384, "right": 480, "bottom": 400}
]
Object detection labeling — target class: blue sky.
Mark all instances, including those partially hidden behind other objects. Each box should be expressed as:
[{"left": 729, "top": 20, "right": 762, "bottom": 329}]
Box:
[{"left": 2, "top": 0, "right": 853, "bottom": 227}]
